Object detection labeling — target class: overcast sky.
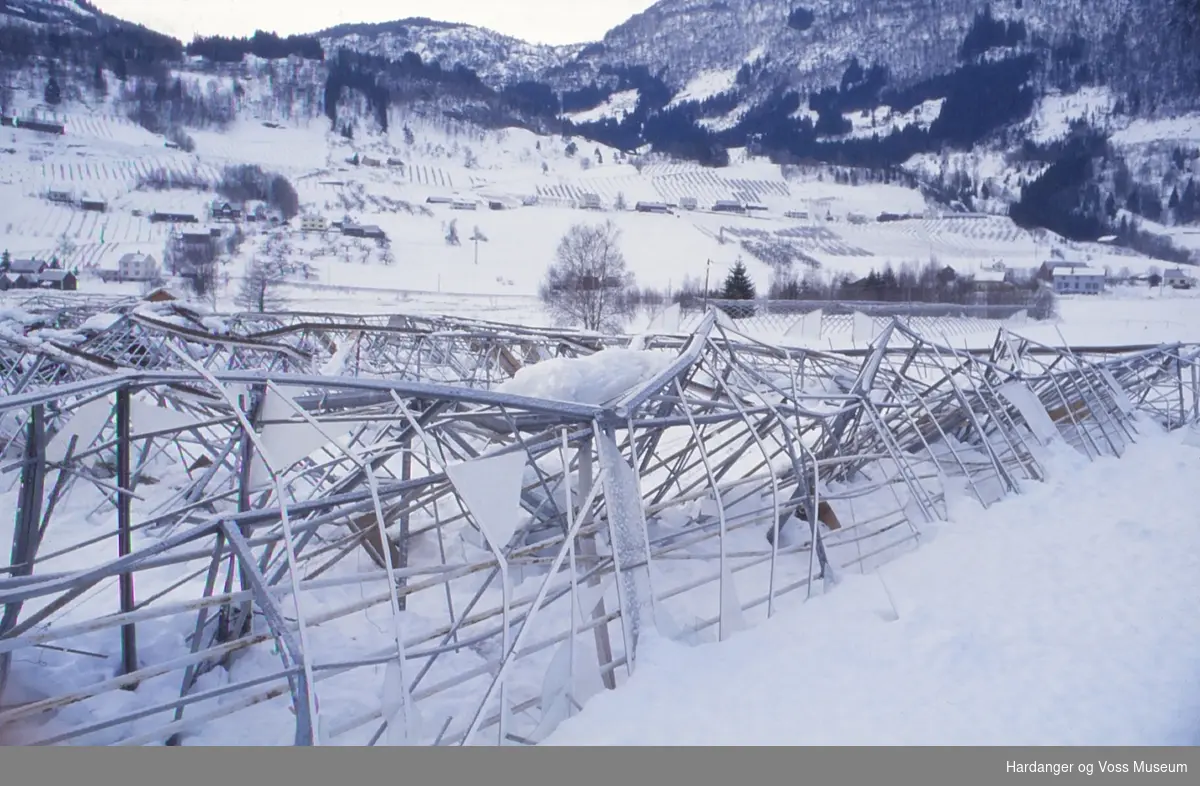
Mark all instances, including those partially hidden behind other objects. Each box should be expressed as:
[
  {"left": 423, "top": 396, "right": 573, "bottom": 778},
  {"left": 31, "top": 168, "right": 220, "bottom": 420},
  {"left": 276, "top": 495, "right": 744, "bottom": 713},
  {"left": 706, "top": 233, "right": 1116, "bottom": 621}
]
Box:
[{"left": 93, "top": 1, "right": 658, "bottom": 45}]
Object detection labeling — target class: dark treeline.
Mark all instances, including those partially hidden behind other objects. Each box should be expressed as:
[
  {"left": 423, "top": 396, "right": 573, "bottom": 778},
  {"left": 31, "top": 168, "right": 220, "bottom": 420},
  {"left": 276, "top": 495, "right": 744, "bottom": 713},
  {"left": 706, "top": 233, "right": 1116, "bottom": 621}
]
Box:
[
  {"left": 959, "top": 4, "right": 1028, "bottom": 61},
  {"left": 217, "top": 165, "right": 301, "bottom": 219},
  {"left": 0, "top": 16, "right": 182, "bottom": 81},
  {"left": 185, "top": 31, "right": 324, "bottom": 62},
  {"left": 323, "top": 48, "right": 528, "bottom": 134},
  {"left": 674, "top": 259, "right": 1055, "bottom": 320},
  {"left": 1009, "top": 124, "right": 1196, "bottom": 262},
  {"left": 119, "top": 68, "right": 238, "bottom": 132}
]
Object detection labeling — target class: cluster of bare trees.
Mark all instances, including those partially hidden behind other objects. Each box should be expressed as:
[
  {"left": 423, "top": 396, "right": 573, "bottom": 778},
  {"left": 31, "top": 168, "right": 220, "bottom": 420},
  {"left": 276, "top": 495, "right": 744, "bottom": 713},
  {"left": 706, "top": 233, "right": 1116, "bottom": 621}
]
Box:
[{"left": 235, "top": 231, "right": 310, "bottom": 313}]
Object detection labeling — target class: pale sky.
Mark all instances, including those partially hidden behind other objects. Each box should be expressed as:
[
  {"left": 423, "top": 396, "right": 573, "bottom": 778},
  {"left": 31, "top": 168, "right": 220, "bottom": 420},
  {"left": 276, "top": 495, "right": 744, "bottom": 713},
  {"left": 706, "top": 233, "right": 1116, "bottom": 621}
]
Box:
[{"left": 92, "top": 1, "right": 658, "bottom": 46}]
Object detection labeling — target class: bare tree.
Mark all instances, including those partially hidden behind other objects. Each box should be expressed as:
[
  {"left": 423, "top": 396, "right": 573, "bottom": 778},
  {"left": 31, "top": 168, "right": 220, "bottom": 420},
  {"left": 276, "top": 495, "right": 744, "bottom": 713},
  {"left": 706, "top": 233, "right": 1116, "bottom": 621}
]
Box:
[
  {"left": 236, "top": 256, "right": 287, "bottom": 313},
  {"left": 55, "top": 233, "right": 77, "bottom": 265},
  {"left": 445, "top": 219, "right": 460, "bottom": 246},
  {"left": 186, "top": 263, "right": 218, "bottom": 306},
  {"left": 539, "top": 221, "right": 637, "bottom": 332}
]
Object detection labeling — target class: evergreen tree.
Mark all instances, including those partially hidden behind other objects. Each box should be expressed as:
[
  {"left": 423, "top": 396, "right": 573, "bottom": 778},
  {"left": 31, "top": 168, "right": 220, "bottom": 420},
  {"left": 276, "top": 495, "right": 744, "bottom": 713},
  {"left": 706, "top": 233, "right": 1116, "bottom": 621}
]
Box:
[
  {"left": 44, "top": 75, "right": 62, "bottom": 106},
  {"left": 93, "top": 63, "right": 107, "bottom": 97},
  {"left": 1, "top": 250, "right": 10, "bottom": 270},
  {"left": 721, "top": 259, "right": 756, "bottom": 300}
]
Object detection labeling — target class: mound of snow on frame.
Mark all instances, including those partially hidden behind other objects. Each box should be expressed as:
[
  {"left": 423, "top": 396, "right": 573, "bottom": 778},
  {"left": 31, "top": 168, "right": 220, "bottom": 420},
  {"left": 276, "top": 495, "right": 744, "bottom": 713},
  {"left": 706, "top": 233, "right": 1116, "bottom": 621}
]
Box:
[
  {"left": 542, "top": 426, "right": 1200, "bottom": 746},
  {"left": 498, "top": 349, "right": 676, "bottom": 406}
]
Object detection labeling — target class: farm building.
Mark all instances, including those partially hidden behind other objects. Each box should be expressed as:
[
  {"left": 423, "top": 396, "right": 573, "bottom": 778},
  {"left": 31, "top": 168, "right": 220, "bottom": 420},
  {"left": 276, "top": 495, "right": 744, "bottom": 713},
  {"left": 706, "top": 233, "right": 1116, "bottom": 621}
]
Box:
[
  {"left": 46, "top": 190, "right": 74, "bottom": 205},
  {"left": 300, "top": 214, "right": 328, "bottom": 232},
  {"left": 81, "top": 198, "right": 107, "bottom": 212},
  {"left": 150, "top": 211, "right": 200, "bottom": 224},
  {"left": 342, "top": 223, "right": 387, "bottom": 240},
  {"left": 0, "top": 274, "right": 16, "bottom": 291},
  {"left": 1052, "top": 267, "right": 1106, "bottom": 294},
  {"left": 579, "top": 193, "right": 602, "bottom": 210},
  {"left": 635, "top": 201, "right": 672, "bottom": 214},
  {"left": 387, "top": 157, "right": 405, "bottom": 167},
  {"left": 10, "top": 273, "right": 40, "bottom": 289},
  {"left": 785, "top": 210, "right": 810, "bottom": 220},
  {"left": 2, "top": 117, "right": 65, "bottom": 134},
  {"left": 1162, "top": 268, "right": 1194, "bottom": 289},
  {"left": 361, "top": 156, "right": 382, "bottom": 167},
  {"left": 712, "top": 200, "right": 746, "bottom": 214},
  {"left": 118, "top": 253, "right": 160, "bottom": 282},
  {"left": 451, "top": 200, "right": 479, "bottom": 211},
  {"left": 488, "top": 200, "right": 508, "bottom": 211},
  {"left": 6, "top": 258, "right": 47, "bottom": 276},
  {"left": 38, "top": 270, "right": 77, "bottom": 291},
  {"left": 426, "top": 196, "right": 453, "bottom": 204},
  {"left": 680, "top": 196, "right": 698, "bottom": 211},
  {"left": 142, "top": 287, "right": 180, "bottom": 303}
]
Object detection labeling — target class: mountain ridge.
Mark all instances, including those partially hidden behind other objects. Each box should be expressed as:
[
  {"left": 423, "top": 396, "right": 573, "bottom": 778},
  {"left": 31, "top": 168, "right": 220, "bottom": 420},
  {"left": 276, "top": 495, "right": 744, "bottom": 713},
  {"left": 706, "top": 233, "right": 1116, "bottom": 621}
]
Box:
[{"left": 2, "top": 0, "right": 1199, "bottom": 260}]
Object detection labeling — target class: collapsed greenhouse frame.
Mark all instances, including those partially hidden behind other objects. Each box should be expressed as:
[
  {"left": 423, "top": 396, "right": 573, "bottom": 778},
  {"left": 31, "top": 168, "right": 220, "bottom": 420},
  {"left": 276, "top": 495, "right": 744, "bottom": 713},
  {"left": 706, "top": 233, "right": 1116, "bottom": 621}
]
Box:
[{"left": 0, "top": 293, "right": 1198, "bottom": 746}]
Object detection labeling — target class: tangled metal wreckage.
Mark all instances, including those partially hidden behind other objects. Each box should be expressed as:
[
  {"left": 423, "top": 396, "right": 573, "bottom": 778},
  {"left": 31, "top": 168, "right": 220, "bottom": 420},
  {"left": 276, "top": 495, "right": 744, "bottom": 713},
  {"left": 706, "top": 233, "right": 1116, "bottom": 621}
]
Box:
[{"left": 0, "top": 292, "right": 1197, "bottom": 746}]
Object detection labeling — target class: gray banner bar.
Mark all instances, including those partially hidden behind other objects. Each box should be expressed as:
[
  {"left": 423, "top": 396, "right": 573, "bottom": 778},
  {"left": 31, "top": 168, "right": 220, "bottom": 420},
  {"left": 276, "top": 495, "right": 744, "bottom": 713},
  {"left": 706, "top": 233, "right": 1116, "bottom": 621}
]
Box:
[{"left": 1, "top": 746, "right": 1196, "bottom": 786}]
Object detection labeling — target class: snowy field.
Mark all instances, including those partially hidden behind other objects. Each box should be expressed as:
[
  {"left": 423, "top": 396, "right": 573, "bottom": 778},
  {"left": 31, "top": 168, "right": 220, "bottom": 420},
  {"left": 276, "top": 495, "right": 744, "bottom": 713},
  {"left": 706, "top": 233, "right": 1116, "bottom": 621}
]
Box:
[
  {"left": 2, "top": 102, "right": 1184, "bottom": 321},
  {"left": 545, "top": 425, "right": 1200, "bottom": 746}
]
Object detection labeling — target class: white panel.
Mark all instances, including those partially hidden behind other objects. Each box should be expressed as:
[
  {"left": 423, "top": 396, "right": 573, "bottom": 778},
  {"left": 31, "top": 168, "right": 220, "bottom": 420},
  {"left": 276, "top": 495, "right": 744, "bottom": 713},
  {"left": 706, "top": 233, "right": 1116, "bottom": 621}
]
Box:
[
  {"left": 446, "top": 450, "right": 529, "bottom": 551},
  {"left": 998, "top": 381, "right": 1059, "bottom": 445}
]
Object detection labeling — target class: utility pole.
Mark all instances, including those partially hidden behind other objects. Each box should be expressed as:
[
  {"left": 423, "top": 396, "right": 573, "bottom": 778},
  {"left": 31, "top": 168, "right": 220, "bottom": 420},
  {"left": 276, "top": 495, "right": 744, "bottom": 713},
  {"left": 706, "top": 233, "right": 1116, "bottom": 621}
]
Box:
[{"left": 703, "top": 259, "right": 712, "bottom": 311}]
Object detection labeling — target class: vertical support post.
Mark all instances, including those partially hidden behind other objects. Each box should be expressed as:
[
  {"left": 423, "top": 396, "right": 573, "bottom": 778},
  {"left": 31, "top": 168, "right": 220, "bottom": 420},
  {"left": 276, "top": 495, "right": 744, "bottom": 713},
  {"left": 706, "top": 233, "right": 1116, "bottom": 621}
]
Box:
[
  {"left": 115, "top": 387, "right": 138, "bottom": 681},
  {"left": 1, "top": 405, "right": 46, "bottom": 703},
  {"left": 575, "top": 436, "right": 616, "bottom": 690},
  {"left": 397, "top": 428, "right": 412, "bottom": 611}
]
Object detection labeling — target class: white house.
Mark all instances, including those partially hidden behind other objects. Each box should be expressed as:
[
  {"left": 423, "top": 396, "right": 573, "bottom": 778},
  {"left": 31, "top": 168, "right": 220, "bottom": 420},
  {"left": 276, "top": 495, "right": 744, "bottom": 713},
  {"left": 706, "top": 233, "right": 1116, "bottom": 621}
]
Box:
[
  {"left": 1052, "top": 266, "right": 1106, "bottom": 294},
  {"left": 300, "top": 214, "right": 328, "bottom": 233},
  {"left": 117, "top": 252, "right": 159, "bottom": 282},
  {"left": 1162, "top": 268, "right": 1194, "bottom": 288}
]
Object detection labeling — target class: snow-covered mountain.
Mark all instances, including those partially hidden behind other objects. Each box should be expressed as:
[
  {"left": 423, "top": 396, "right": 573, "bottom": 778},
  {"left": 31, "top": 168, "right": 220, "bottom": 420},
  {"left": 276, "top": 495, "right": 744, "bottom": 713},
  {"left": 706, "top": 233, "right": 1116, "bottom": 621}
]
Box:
[
  {"left": 3, "top": 0, "right": 1199, "bottom": 259},
  {"left": 0, "top": 0, "right": 145, "bottom": 32},
  {"left": 314, "top": 18, "right": 581, "bottom": 88}
]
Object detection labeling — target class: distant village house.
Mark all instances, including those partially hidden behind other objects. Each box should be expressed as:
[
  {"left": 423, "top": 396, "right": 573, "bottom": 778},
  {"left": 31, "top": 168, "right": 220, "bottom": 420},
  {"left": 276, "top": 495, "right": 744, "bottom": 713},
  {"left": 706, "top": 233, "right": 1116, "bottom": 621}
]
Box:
[
  {"left": 1162, "top": 268, "right": 1194, "bottom": 289},
  {"left": 118, "top": 252, "right": 160, "bottom": 282},
  {"left": 300, "top": 214, "right": 328, "bottom": 233},
  {"left": 210, "top": 201, "right": 243, "bottom": 222},
  {"left": 1051, "top": 266, "right": 1106, "bottom": 295}
]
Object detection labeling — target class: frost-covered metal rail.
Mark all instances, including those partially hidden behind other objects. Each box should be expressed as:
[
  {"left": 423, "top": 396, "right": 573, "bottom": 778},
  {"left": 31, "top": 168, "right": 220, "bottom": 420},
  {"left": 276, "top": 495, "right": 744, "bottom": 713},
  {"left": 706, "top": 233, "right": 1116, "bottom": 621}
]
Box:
[{"left": 0, "top": 301, "right": 1198, "bottom": 746}]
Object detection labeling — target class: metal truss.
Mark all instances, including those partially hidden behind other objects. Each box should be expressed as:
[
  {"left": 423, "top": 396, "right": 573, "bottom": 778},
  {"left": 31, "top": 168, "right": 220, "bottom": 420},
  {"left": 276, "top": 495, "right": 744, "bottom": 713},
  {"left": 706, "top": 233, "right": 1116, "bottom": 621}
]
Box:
[{"left": 0, "top": 301, "right": 1197, "bottom": 746}]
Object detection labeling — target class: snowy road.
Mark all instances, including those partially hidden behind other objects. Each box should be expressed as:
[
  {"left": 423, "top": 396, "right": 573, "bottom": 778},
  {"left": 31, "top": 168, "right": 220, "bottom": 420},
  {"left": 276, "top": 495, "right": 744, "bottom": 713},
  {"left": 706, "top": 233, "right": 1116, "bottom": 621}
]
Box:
[{"left": 544, "top": 426, "right": 1200, "bottom": 746}]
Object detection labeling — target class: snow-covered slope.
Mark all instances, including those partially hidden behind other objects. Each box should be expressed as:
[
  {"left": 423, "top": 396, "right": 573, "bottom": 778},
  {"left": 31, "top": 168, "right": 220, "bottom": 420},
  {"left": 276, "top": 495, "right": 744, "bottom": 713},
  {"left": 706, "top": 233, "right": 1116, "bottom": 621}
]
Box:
[{"left": 316, "top": 18, "right": 581, "bottom": 88}]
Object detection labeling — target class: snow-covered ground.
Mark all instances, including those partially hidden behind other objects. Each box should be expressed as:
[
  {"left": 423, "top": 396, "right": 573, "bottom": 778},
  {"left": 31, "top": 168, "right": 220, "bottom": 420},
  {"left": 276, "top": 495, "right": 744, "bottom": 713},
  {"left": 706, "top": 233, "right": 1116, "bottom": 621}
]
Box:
[
  {"left": 2, "top": 98, "right": 1186, "bottom": 327},
  {"left": 544, "top": 424, "right": 1200, "bottom": 746}
]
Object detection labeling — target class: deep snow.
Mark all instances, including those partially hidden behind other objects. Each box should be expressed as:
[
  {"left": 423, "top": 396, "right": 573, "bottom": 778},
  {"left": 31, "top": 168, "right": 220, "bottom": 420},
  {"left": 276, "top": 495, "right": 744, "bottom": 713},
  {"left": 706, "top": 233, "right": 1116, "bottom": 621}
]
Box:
[{"left": 543, "top": 426, "right": 1200, "bottom": 746}]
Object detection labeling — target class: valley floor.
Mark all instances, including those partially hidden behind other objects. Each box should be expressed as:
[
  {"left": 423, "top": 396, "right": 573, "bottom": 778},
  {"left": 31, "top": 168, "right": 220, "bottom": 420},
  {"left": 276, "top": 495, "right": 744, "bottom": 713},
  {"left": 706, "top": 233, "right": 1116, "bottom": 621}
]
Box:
[{"left": 542, "top": 427, "right": 1200, "bottom": 746}]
